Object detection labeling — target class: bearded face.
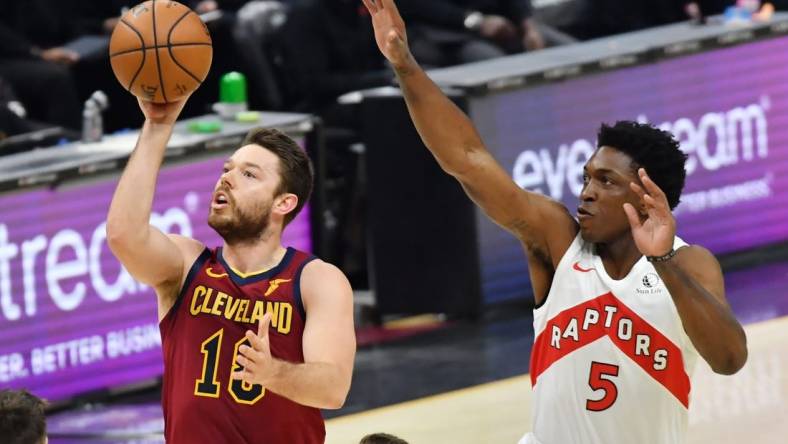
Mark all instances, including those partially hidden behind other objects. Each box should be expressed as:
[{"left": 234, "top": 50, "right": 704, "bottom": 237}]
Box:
[
  {"left": 208, "top": 144, "right": 298, "bottom": 245},
  {"left": 208, "top": 183, "right": 274, "bottom": 245}
]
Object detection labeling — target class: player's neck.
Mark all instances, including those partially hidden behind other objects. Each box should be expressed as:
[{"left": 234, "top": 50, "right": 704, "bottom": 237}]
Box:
[
  {"left": 595, "top": 236, "right": 642, "bottom": 280},
  {"left": 221, "top": 234, "right": 286, "bottom": 275}
]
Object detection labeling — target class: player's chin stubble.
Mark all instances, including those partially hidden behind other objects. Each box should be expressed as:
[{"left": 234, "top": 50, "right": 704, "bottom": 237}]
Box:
[{"left": 208, "top": 203, "right": 271, "bottom": 245}]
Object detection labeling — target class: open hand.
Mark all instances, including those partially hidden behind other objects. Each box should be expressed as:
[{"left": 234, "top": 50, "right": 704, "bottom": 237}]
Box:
[
  {"left": 623, "top": 168, "right": 676, "bottom": 257},
  {"left": 362, "top": 0, "right": 413, "bottom": 68},
  {"left": 231, "top": 312, "right": 281, "bottom": 387}
]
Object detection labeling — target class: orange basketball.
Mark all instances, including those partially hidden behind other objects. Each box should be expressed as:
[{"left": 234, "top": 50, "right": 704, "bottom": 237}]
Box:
[{"left": 109, "top": 0, "right": 213, "bottom": 103}]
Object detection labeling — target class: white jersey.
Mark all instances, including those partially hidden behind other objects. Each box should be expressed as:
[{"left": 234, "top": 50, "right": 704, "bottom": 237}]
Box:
[{"left": 520, "top": 233, "right": 699, "bottom": 444}]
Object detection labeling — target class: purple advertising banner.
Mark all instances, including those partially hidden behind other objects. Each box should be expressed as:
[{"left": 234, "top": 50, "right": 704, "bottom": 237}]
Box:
[
  {"left": 470, "top": 36, "right": 788, "bottom": 304},
  {"left": 0, "top": 154, "right": 311, "bottom": 401}
]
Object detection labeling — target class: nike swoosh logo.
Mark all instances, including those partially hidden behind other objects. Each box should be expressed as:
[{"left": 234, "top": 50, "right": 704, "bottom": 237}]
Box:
[
  {"left": 572, "top": 262, "right": 595, "bottom": 273},
  {"left": 264, "top": 278, "right": 292, "bottom": 297},
  {"left": 206, "top": 267, "right": 228, "bottom": 278}
]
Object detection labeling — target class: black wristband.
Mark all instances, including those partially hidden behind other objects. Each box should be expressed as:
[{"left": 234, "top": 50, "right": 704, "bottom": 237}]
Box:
[{"left": 646, "top": 249, "right": 677, "bottom": 263}]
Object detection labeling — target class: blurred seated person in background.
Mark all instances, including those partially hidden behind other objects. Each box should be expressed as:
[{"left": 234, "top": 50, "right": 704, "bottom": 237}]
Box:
[
  {"left": 585, "top": 0, "right": 697, "bottom": 37},
  {"left": 189, "top": 0, "right": 291, "bottom": 110},
  {"left": 278, "top": 0, "right": 392, "bottom": 121},
  {"left": 0, "top": 0, "right": 135, "bottom": 132},
  {"left": 0, "top": 77, "right": 49, "bottom": 140},
  {"left": 276, "top": 0, "right": 392, "bottom": 284},
  {"left": 0, "top": 0, "right": 83, "bottom": 130},
  {"left": 573, "top": 0, "right": 757, "bottom": 40},
  {"left": 0, "top": 389, "right": 48, "bottom": 444},
  {"left": 395, "top": 0, "right": 576, "bottom": 67}
]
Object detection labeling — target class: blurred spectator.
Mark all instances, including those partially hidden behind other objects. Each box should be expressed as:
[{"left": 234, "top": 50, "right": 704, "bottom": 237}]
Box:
[
  {"left": 0, "top": 76, "right": 51, "bottom": 144},
  {"left": 0, "top": 77, "right": 37, "bottom": 136},
  {"left": 0, "top": 0, "right": 83, "bottom": 129},
  {"left": 273, "top": 0, "right": 390, "bottom": 285},
  {"left": 690, "top": 0, "right": 732, "bottom": 15},
  {"left": 278, "top": 0, "right": 392, "bottom": 118},
  {"left": 188, "top": 0, "right": 290, "bottom": 110},
  {"left": 360, "top": 433, "right": 409, "bottom": 444},
  {"left": 0, "top": 389, "right": 48, "bottom": 444},
  {"left": 396, "top": 0, "right": 576, "bottom": 67},
  {"left": 587, "top": 0, "right": 693, "bottom": 37},
  {"left": 571, "top": 1, "right": 773, "bottom": 40},
  {"left": 0, "top": 0, "right": 135, "bottom": 132}
]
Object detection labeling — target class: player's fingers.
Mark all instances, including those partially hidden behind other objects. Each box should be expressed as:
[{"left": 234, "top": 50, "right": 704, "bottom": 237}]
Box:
[
  {"left": 623, "top": 203, "right": 642, "bottom": 229},
  {"left": 236, "top": 371, "right": 253, "bottom": 384},
  {"left": 629, "top": 181, "right": 645, "bottom": 197},
  {"left": 257, "top": 312, "right": 272, "bottom": 341},
  {"left": 245, "top": 330, "right": 265, "bottom": 352},
  {"left": 639, "top": 168, "right": 667, "bottom": 201},
  {"left": 642, "top": 192, "right": 669, "bottom": 213},
  {"left": 238, "top": 345, "right": 256, "bottom": 363},
  {"left": 361, "top": 0, "right": 378, "bottom": 14},
  {"left": 236, "top": 353, "right": 249, "bottom": 368}
]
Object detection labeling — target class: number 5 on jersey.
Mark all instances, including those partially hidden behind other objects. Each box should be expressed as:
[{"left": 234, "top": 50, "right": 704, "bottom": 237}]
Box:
[
  {"left": 194, "top": 328, "right": 266, "bottom": 404},
  {"left": 586, "top": 361, "right": 619, "bottom": 411}
]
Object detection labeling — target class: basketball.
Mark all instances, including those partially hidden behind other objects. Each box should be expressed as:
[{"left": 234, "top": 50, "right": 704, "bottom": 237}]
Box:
[{"left": 109, "top": 0, "right": 213, "bottom": 103}]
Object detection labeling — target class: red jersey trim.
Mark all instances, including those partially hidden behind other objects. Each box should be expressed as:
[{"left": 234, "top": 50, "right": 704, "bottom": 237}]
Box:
[{"left": 529, "top": 292, "right": 690, "bottom": 408}]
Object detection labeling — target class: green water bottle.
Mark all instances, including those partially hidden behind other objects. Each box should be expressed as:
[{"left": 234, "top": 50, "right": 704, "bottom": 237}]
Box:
[
  {"left": 220, "top": 72, "right": 247, "bottom": 104},
  {"left": 214, "top": 72, "right": 248, "bottom": 120}
]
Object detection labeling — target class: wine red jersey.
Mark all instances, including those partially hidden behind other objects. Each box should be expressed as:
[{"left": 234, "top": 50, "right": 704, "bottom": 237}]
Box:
[{"left": 159, "top": 246, "right": 324, "bottom": 444}]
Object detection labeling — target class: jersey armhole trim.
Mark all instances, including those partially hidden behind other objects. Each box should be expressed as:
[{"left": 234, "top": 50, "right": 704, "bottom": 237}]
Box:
[
  {"left": 293, "top": 256, "right": 319, "bottom": 322},
  {"left": 166, "top": 247, "right": 212, "bottom": 322}
]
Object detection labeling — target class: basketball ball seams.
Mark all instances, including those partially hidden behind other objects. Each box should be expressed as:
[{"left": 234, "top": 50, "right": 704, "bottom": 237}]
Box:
[
  {"left": 110, "top": 42, "right": 211, "bottom": 58},
  {"left": 167, "top": 10, "right": 192, "bottom": 43},
  {"left": 119, "top": 18, "right": 146, "bottom": 48},
  {"left": 111, "top": 47, "right": 144, "bottom": 58},
  {"left": 168, "top": 47, "right": 202, "bottom": 84},
  {"left": 118, "top": 19, "right": 147, "bottom": 92},
  {"left": 151, "top": 0, "right": 169, "bottom": 103},
  {"left": 109, "top": 0, "right": 212, "bottom": 103},
  {"left": 166, "top": 10, "right": 203, "bottom": 83}
]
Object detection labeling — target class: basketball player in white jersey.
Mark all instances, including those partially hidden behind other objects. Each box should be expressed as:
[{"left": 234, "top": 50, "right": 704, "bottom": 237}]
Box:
[{"left": 362, "top": 1, "right": 748, "bottom": 443}]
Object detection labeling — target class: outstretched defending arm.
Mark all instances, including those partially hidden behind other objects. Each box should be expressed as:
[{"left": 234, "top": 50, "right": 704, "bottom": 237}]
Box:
[{"left": 362, "top": 0, "right": 577, "bottom": 277}]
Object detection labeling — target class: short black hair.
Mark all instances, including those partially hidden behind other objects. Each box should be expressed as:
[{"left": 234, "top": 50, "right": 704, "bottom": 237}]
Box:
[
  {"left": 360, "top": 433, "right": 409, "bottom": 444},
  {"left": 0, "top": 389, "right": 47, "bottom": 444},
  {"left": 597, "top": 121, "right": 688, "bottom": 210}
]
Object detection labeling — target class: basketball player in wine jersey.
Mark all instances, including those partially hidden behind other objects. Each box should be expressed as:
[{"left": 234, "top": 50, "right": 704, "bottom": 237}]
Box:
[
  {"left": 363, "top": 1, "right": 747, "bottom": 443},
  {"left": 106, "top": 97, "right": 355, "bottom": 443}
]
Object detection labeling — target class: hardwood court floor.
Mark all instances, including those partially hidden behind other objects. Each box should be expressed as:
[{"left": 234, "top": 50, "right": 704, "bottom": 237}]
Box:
[{"left": 326, "top": 315, "right": 788, "bottom": 444}]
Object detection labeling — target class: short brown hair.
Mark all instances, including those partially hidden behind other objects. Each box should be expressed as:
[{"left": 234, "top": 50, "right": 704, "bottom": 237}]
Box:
[
  {"left": 242, "top": 127, "right": 314, "bottom": 226},
  {"left": 0, "top": 389, "right": 47, "bottom": 444},
  {"left": 360, "top": 433, "right": 409, "bottom": 444}
]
